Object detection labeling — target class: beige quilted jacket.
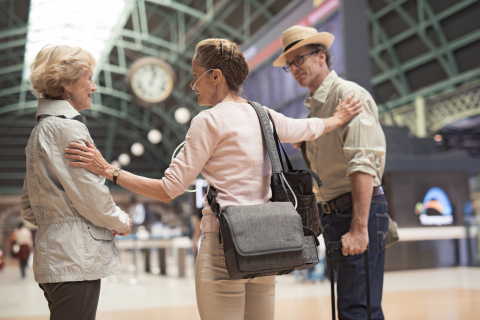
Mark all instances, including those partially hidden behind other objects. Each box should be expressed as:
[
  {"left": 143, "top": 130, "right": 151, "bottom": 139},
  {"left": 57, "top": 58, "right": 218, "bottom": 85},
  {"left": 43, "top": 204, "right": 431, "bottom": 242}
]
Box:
[{"left": 20, "top": 99, "right": 129, "bottom": 283}]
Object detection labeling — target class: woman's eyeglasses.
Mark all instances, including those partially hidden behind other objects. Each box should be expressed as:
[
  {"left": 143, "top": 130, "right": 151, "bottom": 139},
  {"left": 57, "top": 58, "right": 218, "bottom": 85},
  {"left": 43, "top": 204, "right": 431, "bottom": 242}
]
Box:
[{"left": 282, "top": 51, "right": 320, "bottom": 73}]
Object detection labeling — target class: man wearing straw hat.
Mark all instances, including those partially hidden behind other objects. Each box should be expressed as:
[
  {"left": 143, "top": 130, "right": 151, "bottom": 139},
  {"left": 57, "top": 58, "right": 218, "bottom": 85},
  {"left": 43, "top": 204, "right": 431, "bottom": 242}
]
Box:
[{"left": 274, "top": 25, "right": 388, "bottom": 319}]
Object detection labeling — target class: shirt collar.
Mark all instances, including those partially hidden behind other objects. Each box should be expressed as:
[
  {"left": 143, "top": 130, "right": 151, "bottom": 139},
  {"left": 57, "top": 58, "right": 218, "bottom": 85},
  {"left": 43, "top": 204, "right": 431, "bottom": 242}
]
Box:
[
  {"left": 303, "top": 70, "right": 339, "bottom": 108},
  {"left": 36, "top": 99, "right": 81, "bottom": 122}
]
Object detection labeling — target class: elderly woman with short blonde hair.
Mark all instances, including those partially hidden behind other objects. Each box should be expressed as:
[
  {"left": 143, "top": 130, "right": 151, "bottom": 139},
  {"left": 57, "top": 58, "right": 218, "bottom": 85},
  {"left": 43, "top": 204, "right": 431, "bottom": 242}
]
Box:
[{"left": 20, "top": 44, "right": 132, "bottom": 320}]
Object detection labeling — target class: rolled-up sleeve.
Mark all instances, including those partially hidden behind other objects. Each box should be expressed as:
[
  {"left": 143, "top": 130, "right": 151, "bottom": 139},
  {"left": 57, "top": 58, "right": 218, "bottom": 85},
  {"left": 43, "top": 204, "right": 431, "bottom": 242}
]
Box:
[
  {"left": 162, "top": 111, "right": 220, "bottom": 199},
  {"left": 339, "top": 91, "right": 386, "bottom": 178},
  {"left": 42, "top": 121, "right": 130, "bottom": 233},
  {"left": 266, "top": 107, "right": 325, "bottom": 143}
]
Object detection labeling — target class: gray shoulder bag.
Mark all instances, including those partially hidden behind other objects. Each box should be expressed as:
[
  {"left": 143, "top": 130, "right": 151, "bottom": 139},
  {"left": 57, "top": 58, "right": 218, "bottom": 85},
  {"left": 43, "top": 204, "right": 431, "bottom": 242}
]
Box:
[{"left": 206, "top": 101, "right": 320, "bottom": 280}]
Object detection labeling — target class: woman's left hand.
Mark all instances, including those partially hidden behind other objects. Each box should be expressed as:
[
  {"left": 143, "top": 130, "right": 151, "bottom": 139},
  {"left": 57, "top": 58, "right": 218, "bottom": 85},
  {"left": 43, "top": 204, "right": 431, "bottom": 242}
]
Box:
[
  {"left": 332, "top": 93, "right": 363, "bottom": 125},
  {"left": 65, "top": 141, "right": 109, "bottom": 176}
]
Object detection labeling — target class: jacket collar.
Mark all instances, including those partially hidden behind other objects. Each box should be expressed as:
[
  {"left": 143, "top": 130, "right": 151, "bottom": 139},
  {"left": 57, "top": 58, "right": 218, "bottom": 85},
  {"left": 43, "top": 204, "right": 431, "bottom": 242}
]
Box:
[
  {"left": 36, "top": 99, "right": 81, "bottom": 122},
  {"left": 303, "top": 70, "right": 338, "bottom": 108}
]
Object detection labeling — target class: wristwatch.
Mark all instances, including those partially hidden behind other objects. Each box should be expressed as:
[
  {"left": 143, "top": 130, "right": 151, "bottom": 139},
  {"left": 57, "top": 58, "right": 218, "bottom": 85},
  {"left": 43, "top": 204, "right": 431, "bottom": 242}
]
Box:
[{"left": 113, "top": 167, "right": 122, "bottom": 185}]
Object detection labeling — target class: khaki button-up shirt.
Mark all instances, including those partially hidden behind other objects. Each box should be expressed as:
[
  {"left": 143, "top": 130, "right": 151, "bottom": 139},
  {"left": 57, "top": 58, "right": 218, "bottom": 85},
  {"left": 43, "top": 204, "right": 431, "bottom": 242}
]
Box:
[{"left": 304, "top": 70, "right": 386, "bottom": 202}]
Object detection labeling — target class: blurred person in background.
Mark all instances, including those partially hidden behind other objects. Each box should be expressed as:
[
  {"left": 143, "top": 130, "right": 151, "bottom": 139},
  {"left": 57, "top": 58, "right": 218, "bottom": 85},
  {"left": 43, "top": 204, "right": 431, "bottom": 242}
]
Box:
[
  {"left": 21, "top": 44, "right": 132, "bottom": 320},
  {"left": 275, "top": 25, "right": 388, "bottom": 320},
  {"left": 65, "top": 38, "right": 362, "bottom": 320},
  {"left": 0, "top": 249, "right": 4, "bottom": 271},
  {"left": 14, "top": 222, "right": 33, "bottom": 279}
]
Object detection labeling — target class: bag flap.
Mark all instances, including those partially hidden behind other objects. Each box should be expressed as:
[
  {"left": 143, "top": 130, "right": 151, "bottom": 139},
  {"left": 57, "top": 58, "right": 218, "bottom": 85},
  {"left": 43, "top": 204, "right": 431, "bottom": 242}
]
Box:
[
  {"left": 222, "top": 202, "right": 304, "bottom": 256},
  {"left": 88, "top": 226, "right": 112, "bottom": 241}
]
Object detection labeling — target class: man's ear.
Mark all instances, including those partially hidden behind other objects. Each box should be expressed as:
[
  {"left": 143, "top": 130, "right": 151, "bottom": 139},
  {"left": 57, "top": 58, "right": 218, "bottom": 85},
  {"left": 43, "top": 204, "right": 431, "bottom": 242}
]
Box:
[{"left": 317, "top": 51, "right": 326, "bottom": 66}]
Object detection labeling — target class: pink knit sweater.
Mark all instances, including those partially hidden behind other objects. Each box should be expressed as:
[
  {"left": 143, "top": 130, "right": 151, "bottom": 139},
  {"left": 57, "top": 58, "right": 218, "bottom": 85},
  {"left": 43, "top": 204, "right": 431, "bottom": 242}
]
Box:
[{"left": 162, "top": 101, "right": 325, "bottom": 232}]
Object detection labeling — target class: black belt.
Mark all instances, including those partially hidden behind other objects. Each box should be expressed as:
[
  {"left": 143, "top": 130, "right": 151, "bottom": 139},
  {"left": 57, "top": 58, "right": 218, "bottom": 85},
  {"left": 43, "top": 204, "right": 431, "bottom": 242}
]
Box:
[{"left": 320, "top": 186, "right": 384, "bottom": 214}]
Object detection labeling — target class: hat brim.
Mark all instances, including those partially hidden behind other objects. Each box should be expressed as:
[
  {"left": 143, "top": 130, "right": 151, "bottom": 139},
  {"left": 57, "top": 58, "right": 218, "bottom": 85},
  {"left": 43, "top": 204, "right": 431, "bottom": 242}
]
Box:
[{"left": 273, "top": 33, "right": 335, "bottom": 67}]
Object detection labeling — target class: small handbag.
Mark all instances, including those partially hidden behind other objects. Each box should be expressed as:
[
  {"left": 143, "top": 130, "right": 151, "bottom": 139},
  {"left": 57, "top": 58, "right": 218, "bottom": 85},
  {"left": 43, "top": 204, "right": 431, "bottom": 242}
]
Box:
[
  {"left": 267, "top": 113, "right": 324, "bottom": 237},
  {"left": 206, "top": 101, "right": 320, "bottom": 279}
]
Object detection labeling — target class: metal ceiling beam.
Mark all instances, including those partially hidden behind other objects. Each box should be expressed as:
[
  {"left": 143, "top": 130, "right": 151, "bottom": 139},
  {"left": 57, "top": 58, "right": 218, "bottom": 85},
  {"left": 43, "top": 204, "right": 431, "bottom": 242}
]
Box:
[
  {"left": 370, "top": 0, "right": 409, "bottom": 20},
  {"left": 0, "top": 26, "right": 27, "bottom": 39},
  {"left": 379, "top": 67, "right": 480, "bottom": 112},
  {"left": 146, "top": 0, "right": 244, "bottom": 40},
  {"left": 0, "top": 64, "right": 22, "bottom": 76},
  {"left": 371, "top": 0, "right": 476, "bottom": 55},
  {"left": 369, "top": 13, "right": 410, "bottom": 96},
  {"left": 0, "top": 0, "right": 289, "bottom": 188},
  {"left": 0, "top": 38, "right": 26, "bottom": 51},
  {"left": 146, "top": 0, "right": 196, "bottom": 43},
  {"left": 175, "top": 0, "right": 231, "bottom": 47},
  {"left": 384, "top": 0, "right": 458, "bottom": 78},
  {"left": 0, "top": 99, "right": 177, "bottom": 154},
  {"left": 103, "top": 117, "right": 118, "bottom": 163},
  {"left": 420, "top": 0, "right": 459, "bottom": 76},
  {"left": 248, "top": 0, "right": 273, "bottom": 20},
  {"left": 0, "top": 1, "right": 24, "bottom": 27},
  {"left": 372, "top": 27, "right": 480, "bottom": 86},
  {"left": 117, "top": 30, "right": 192, "bottom": 70}
]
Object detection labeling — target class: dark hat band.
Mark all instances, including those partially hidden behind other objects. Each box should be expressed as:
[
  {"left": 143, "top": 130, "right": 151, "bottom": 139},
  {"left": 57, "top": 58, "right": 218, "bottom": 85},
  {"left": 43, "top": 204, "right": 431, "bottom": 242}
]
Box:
[{"left": 284, "top": 40, "right": 302, "bottom": 52}]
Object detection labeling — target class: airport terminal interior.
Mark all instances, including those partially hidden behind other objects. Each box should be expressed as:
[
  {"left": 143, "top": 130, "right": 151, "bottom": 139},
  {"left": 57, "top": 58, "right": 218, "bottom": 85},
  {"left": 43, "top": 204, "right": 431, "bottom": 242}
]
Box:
[{"left": 1, "top": 0, "right": 480, "bottom": 319}]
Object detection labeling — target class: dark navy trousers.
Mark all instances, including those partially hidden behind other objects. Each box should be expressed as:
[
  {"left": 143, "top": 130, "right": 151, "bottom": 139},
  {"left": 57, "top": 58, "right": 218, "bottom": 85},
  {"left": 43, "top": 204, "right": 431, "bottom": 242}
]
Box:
[{"left": 321, "top": 194, "right": 389, "bottom": 320}]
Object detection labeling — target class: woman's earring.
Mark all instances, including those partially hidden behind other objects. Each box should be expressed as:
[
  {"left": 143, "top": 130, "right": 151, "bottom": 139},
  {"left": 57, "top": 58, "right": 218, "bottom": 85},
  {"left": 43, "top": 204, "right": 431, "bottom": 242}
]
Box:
[{"left": 67, "top": 93, "right": 70, "bottom": 100}]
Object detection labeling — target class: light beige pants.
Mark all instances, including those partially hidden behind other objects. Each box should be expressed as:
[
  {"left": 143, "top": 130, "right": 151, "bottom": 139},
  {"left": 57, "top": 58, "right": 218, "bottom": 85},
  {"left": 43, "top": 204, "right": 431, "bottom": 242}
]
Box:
[{"left": 195, "top": 232, "right": 276, "bottom": 320}]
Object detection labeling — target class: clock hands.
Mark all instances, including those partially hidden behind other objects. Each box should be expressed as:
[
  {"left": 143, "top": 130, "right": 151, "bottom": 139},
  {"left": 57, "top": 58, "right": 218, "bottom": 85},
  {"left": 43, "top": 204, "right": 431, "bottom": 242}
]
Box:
[{"left": 150, "top": 65, "right": 157, "bottom": 85}]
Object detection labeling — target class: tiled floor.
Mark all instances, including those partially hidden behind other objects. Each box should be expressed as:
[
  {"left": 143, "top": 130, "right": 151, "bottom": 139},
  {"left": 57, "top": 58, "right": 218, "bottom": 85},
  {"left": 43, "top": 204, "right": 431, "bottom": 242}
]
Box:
[{"left": 1, "top": 255, "right": 479, "bottom": 320}]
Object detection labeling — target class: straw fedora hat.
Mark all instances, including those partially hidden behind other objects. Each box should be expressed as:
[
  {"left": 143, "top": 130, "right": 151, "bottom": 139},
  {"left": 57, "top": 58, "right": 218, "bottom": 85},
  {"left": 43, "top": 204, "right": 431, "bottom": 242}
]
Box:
[{"left": 273, "top": 25, "right": 334, "bottom": 67}]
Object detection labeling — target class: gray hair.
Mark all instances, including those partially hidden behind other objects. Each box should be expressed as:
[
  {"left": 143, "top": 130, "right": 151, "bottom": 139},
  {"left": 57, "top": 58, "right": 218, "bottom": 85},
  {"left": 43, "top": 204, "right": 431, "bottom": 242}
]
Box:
[{"left": 308, "top": 44, "right": 332, "bottom": 70}]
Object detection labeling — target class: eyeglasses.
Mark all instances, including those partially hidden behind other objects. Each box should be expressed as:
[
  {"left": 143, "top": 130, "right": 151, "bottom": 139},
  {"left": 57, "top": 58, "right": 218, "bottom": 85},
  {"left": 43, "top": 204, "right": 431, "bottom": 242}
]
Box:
[{"left": 282, "top": 51, "right": 320, "bottom": 73}]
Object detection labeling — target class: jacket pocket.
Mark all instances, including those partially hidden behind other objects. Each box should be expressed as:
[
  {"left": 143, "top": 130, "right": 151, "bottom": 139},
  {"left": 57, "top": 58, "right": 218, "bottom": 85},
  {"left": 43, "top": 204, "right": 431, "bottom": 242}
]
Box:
[
  {"left": 88, "top": 226, "right": 112, "bottom": 241},
  {"left": 85, "top": 226, "right": 115, "bottom": 273},
  {"left": 376, "top": 213, "right": 389, "bottom": 253}
]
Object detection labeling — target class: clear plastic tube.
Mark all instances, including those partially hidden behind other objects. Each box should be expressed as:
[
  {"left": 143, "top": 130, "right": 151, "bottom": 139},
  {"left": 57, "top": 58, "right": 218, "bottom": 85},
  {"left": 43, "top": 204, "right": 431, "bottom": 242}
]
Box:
[{"left": 280, "top": 172, "right": 297, "bottom": 209}]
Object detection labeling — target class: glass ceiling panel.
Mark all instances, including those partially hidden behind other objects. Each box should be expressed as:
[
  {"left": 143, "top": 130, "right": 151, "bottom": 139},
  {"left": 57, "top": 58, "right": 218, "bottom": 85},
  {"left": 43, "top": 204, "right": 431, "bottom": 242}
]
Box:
[{"left": 24, "top": 0, "right": 132, "bottom": 79}]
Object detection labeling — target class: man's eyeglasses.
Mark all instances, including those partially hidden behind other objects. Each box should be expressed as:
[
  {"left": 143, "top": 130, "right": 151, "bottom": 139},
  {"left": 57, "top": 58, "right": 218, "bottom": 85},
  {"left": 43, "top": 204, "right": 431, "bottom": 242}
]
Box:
[{"left": 282, "top": 51, "right": 320, "bottom": 73}]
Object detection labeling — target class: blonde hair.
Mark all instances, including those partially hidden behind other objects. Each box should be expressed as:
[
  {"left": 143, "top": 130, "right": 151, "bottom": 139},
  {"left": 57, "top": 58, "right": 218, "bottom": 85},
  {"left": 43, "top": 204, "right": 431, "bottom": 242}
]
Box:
[
  {"left": 194, "top": 39, "right": 249, "bottom": 95},
  {"left": 30, "top": 45, "right": 96, "bottom": 99}
]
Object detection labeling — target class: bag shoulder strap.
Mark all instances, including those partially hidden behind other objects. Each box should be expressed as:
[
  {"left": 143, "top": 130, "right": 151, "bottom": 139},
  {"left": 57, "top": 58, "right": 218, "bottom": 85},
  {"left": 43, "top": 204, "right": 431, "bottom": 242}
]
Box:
[
  {"left": 247, "top": 101, "right": 283, "bottom": 186},
  {"left": 207, "top": 101, "right": 288, "bottom": 212},
  {"left": 266, "top": 111, "right": 323, "bottom": 189}
]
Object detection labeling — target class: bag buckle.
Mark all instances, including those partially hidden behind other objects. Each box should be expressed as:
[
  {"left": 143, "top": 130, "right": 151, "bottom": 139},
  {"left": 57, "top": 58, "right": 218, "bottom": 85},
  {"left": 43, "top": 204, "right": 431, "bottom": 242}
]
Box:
[{"left": 321, "top": 202, "right": 331, "bottom": 214}]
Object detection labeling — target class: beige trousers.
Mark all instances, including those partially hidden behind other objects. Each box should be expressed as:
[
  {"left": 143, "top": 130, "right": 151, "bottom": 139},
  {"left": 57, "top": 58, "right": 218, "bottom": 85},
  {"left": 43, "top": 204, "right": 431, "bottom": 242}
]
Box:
[{"left": 195, "top": 232, "right": 276, "bottom": 320}]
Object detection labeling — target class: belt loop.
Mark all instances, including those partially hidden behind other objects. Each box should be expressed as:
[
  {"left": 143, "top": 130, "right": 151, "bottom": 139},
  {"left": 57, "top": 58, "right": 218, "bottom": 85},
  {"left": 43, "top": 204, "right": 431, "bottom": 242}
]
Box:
[{"left": 321, "top": 202, "right": 331, "bottom": 214}]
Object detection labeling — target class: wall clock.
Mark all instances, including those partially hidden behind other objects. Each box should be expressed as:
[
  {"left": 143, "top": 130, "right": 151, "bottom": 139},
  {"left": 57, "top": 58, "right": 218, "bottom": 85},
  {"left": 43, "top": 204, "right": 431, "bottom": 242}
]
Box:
[{"left": 126, "top": 57, "right": 175, "bottom": 107}]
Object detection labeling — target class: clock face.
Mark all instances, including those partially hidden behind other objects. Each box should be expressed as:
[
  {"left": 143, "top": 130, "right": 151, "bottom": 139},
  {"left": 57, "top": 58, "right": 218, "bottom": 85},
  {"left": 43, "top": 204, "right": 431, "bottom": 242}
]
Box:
[{"left": 127, "top": 57, "right": 175, "bottom": 106}]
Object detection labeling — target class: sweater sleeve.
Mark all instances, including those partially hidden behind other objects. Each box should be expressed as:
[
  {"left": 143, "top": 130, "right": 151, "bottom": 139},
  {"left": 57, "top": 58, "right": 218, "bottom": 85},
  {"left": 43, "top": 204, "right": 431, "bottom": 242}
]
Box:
[
  {"left": 265, "top": 107, "right": 325, "bottom": 143},
  {"left": 162, "top": 111, "right": 221, "bottom": 199}
]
